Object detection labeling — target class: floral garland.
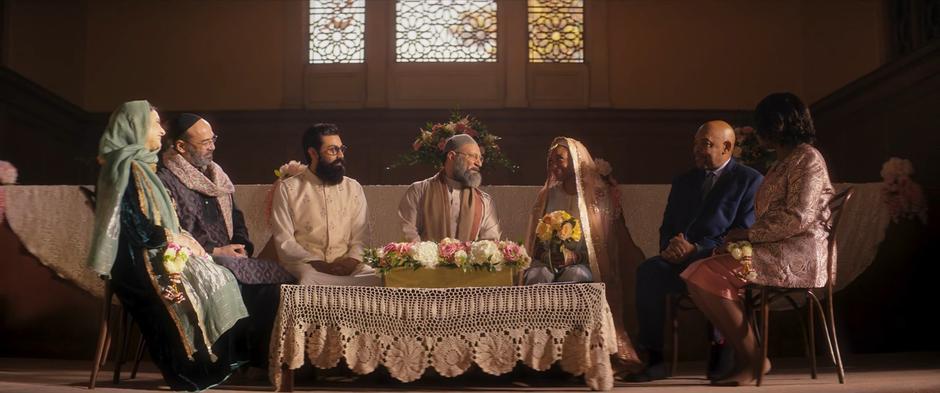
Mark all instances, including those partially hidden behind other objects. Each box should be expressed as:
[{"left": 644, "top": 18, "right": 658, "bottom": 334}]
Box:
[
  {"left": 161, "top": 243, "right": 191, "bottom": 303},
  {"left": 727, "top": 241, "right": 757, "bottom": 281},
  {"left": 363, "top": 239, "right": 531, "bottom": 273},
  {"left": 389, "top": 111, "right": 517, "bottom": 172},
  {"left": 733, "top": 127, "right": 775, "bottom": 173}
]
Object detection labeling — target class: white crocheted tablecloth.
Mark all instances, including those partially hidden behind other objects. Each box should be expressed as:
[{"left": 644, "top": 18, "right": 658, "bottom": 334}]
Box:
[
  {"left": 1, "top": 183, "right": 888, "bottom": 298},
  {"left": 268, "top": 283, "right": 618, "bottom": 391}
]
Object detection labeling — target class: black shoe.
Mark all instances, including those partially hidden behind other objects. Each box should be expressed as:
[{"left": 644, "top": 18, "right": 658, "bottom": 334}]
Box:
[
  {"left": 620, "top": 362, "right": 667, "bottom": 382},
  {"left": 706, "top": 343, "right": 735, "bottom": 381}
]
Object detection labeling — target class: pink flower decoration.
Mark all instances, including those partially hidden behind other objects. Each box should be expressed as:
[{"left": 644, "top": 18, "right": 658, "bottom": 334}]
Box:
[
  {"left": 438, "top": 242, "right": 462, "bottom": 261},
  {"left": 500, "top": 242, "right": 522, "bottom": 261},
  {"left": 437, "top": 138, "right": 447, "bottom": 151},
  {"left": 383, "top": 243, "right": 400, "bottom": 255},
  {"left": 412, "top": 139, "right": 422, "bottom": 151},
  {"left": 0, "top": 161, "right": 17, "bottom": 185},
  {"left": 0, "top": 189, "right": 6, "bottom": 225}
]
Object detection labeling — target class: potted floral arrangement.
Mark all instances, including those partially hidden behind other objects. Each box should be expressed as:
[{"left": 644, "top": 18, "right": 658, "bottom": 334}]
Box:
[
  {"left": 363, "top": 239, "right": 531, "bottom": 288},
  {"left": 389, "top": 111, "right": 517, "bottom": 172}
]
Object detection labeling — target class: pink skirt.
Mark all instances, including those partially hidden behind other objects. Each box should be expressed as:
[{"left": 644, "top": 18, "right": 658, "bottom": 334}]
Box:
[{"left": 680, "top": 254, "right": 748, "bottom": 301}]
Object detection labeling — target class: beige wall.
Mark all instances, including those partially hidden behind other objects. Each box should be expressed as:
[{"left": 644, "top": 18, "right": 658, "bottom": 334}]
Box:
[{"left": 4, "top": 0, "right": 887, "bottom": 111}]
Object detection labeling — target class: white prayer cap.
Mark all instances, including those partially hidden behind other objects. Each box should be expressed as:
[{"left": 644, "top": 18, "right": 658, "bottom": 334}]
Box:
[{"left": 443, "top": 134, "right": 477, "bottom": 153}]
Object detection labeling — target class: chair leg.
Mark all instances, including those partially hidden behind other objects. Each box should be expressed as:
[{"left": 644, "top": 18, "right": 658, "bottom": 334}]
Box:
[
  {"left": 827, "top": 291, "right": 846, "bottom": 384},
  {"left": 89, "top": 285, "right": 114, "bottom": 389},
  {"left": 131, "top": 334, "right": 146, "bottom": 379},
  {"left": 113, "top": 311, "right": 131, "bottom": 384},
  {"left": 757, "top": 287, "right": 769, "bottom": 387},
  {"left": 807, "top": 293, "right": 817, "bottom": 379}
]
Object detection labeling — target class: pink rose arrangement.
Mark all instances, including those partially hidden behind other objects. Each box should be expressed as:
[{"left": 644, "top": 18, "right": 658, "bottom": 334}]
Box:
[
  {"left": 0, "top": 160, "right": 17, "bottom": 185},
  {"left": 880, "top": 157, "right": 927, "bottom": 224}
]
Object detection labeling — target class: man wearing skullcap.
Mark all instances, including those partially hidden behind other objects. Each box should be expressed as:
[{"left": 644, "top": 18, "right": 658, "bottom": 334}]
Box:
[
  {"left": 157, "top": 113, "right": 293, "bottom": 371},
  {"left": 398, "top": 133, "right": 502, "bottom": 242}
]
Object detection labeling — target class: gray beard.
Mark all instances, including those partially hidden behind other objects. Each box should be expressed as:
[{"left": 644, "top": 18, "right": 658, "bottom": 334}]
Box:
[
  {"left": 184, "top": 152, "right": 212, "bottom": 171},
  {"left": 452, "top": 164, "right": 482, "bottom": 188}
]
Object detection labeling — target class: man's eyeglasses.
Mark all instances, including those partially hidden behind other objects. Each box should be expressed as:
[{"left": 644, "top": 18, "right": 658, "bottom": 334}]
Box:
[
  {"left": 453, "top": 151, "right": 483, "bottom": 163},
  {"left": 187, "top": 134, "right": 218, "bottom": 147},
  {"left": 322, "top": 145, "right": 348, "bottom": 156}
]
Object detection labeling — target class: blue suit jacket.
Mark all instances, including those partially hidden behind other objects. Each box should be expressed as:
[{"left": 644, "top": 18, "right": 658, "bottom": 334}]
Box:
[{"left": 659, "top": 158, "right": 763, "bottom": 263}]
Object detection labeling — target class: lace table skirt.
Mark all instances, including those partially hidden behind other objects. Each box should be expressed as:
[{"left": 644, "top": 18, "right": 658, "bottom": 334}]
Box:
[{"left": 268, "top": 283, "right": 618, "bottom": 391}]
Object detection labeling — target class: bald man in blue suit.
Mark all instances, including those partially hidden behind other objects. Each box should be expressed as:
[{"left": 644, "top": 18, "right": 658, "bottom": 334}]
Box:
[{"left": 626, "top": 121, "right": 763, "bottom": 382}]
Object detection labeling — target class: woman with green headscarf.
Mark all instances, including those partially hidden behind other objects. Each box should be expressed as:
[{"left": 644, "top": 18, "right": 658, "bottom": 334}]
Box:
[{"left": 87, "top": 100, "right": 250, "bottom": 391}]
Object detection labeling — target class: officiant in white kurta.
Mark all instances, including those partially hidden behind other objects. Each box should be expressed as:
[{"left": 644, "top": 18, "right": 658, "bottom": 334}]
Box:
[{"left": 270, "top": 123, "right": 380, "bottom": 286}]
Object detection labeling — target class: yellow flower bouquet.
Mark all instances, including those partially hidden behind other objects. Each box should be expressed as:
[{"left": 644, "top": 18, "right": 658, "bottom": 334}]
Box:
[{"left": 535, "top": 210, "right": 582, "bottom": 274}]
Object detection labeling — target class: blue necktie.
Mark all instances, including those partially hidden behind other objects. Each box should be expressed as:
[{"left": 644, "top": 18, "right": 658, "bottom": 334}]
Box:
[{"left": 702, "top": 171, "right": 717, "bottom": 200}]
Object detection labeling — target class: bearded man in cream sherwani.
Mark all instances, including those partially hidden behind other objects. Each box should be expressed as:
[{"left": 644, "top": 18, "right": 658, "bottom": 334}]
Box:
[
  {"left": 398, "top": 134, "right": 501, "bottom": 242},
  {"left": 270, "top": 123, "right": 380, "bottom": 286}
]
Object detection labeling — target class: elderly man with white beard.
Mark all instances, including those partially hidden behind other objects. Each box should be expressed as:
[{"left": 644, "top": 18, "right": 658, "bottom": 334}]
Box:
[{"left": 398, "top": 134, "right": 502, "bottom": 242}]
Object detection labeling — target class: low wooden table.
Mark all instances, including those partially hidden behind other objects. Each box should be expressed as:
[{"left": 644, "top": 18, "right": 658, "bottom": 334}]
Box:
[{"left": 268, "top": 283, "right": 618, "bottom": 391}]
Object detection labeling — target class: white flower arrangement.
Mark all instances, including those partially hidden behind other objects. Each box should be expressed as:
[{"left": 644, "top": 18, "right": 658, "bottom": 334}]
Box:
[
  {"left": 274, "top": 160, "right": 306, "bottom": 180},
  {"left": 161, "top": 243, "right": 191, "bottom": 303},
  {"left": 364, "top": 239, "right": 528, "bottom": 273},
  {"left": 470, "top": 240, "right": 504, "bottom": 267},
  {"left": 409, "top": 241, "right": 440, "bottom": 269}
]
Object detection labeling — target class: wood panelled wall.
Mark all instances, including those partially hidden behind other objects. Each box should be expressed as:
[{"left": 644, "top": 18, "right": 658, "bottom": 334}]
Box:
[{"left": 813, "top": 41, "right": 940, "bottom": 188}]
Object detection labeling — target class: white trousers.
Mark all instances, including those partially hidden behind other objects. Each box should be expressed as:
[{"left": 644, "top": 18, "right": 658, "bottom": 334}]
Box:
[{"left": 283, "top": 262, "right": 382, "bottom": 286}]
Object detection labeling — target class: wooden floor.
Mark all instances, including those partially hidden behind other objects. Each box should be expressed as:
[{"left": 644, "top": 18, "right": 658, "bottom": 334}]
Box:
[{"left": 0, "top": 352, "right": 938, "bottom": 392}]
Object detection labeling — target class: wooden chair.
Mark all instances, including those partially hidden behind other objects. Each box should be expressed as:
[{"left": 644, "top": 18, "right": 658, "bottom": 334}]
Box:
[
  {"left": 664, "top": 291, "right": 698, "bottom": 376},
  {"left": 748, "top": 187, "right": 853, "bottom": 386},
  {"left": 82, "top": 186, "right": 146, "bottom": 389}
]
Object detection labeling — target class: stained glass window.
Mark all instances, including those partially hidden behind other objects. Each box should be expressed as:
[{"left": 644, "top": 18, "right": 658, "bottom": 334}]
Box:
[
  {"left": 309, "top": 0, "right": 365, "bottom": 64},
  {"left": 528, "top": 0, "right": 584, "bottom": 63},
  {"left": 396, "top": 0, "right": 498, "bottom": 63}
]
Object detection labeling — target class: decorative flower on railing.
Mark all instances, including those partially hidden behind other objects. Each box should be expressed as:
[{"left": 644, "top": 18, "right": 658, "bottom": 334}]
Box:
[{"left": 880, "top": 157, "right": 927, "bottom": 224}]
